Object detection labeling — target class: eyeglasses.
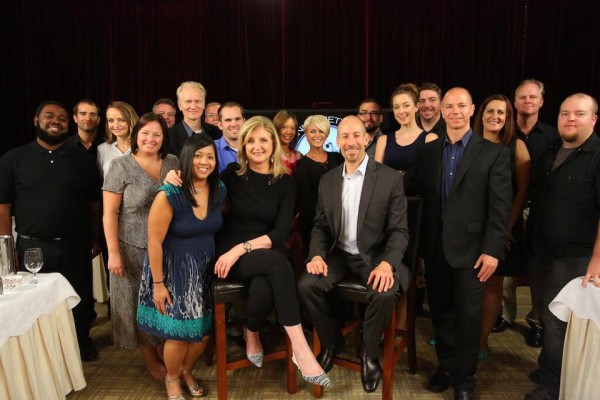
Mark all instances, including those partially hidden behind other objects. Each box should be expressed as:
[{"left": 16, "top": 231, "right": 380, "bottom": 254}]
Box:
[
  {"left": 206, "top": 113, "right": 218, "bottom": 118},
  {"left": 357, "top": 111, "right": 382, "bottom": 117},
  {"left": 158, "top": 112, "right": 176, "bottom": 118}
]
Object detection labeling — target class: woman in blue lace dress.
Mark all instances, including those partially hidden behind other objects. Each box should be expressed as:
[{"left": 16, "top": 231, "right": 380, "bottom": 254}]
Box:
[{"left": 137, "top": 134, "right": 225, "bottom": 399}]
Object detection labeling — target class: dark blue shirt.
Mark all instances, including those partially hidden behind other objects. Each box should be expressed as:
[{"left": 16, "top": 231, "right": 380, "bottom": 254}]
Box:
[{"left": 441, "top": 129, "right": 473, "bottom": 208}]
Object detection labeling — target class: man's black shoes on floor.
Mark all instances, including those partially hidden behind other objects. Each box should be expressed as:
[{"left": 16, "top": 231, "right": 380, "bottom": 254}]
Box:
[
  {"left": 427, "top": 368, "right": 450, "bottom": 392},
  {"left": 360, "top": 347, "right": 381, "bottom": 393},
  {"left": 316, "top": 337, "right": 344, "bottom": 373},
  {"left": 455, "top": 389, "right": 474, "bottom": 400}
]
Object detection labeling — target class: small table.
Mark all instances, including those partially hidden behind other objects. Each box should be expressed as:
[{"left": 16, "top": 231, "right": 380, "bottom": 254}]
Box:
[
  {"left": 549, "top": 277, "right": 600, "bottom": 400},
  {"left": 0, "top": 272, "right": 87, "bottom": 399}
]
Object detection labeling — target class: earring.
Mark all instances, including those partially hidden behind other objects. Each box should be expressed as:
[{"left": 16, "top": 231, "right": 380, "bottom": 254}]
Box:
[{"left": 270, "top": 157, "right": 274, "bottom": 163}]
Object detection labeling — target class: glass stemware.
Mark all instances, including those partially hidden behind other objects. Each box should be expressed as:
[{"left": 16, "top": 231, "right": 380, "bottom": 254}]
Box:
[{"left": 23, "top": 248, "right": 43, "bottom": 284}]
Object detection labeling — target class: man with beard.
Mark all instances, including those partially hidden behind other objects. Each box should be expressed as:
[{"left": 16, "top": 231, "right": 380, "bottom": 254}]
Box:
[
  {"left": 0, "top": 101, "right": 102, "bottom": 361},
  {"left": 524, "top": 93, "right": 600, "bottom": 400},
  {"left": 357, "top": 98, "right": 384, "bottom": 158},
  {"left": 417, "top": 82, "right": 446, "bottom": 135},
  {"left": 65, "top": 98, "right": 104, "bottom": 158}
]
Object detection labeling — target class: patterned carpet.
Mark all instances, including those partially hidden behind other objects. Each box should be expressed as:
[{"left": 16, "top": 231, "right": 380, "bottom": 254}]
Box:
[{"left": 68, "top": 288, "right": 539, "bottom": 399}]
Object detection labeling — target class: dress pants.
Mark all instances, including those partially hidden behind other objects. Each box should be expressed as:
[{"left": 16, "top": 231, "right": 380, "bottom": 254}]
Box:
[
  {"left": 227, "top": 247, "right": 300, "bottom": 330},
  {"left": 297, "top": 248, "right": 401, "bottom": 358},
  {"left": 534, "top": 255, "right": 588, "bottom": 399},
  {"left": 426, "top": 240, "right": 486, "bottom": 392},
  {"left": 17, "top": 235, "right": 95, "bottom": 346}
]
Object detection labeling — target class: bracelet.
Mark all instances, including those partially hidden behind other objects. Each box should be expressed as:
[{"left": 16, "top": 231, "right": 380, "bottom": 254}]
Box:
[{"left": 153, "top": 281, "right": 164, "bottom": 285}]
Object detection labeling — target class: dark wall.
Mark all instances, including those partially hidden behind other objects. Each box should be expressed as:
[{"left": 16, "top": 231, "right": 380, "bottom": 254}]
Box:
[{"left": 2, "top": 0, "right": 599, "bottom": 154}]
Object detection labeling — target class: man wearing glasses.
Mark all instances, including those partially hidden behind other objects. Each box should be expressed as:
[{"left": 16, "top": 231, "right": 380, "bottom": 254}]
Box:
[
  {"left": 357, "top": 98, "right": 384, "bottom": 158},
  {"left": 152, "top": 98, "right": 177, "bottom": 128}
]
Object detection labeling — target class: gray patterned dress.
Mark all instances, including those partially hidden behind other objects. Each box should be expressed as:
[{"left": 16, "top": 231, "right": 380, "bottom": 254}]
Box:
[{"left": 103, "top": 153, "right": 178, "bottom": 349}]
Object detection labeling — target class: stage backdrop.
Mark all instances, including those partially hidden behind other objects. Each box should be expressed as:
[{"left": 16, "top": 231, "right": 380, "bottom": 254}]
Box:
[{"left": 1, "top": 0, "right": 599, "bottom": 153}]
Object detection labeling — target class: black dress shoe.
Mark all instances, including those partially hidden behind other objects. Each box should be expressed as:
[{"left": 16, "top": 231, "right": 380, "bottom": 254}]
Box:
[
  {"left": 360, "top": 348, "right": 381, "bottom": 393},
  {"left": 526, "top": 325, "right": 544, "bottom": 348},
  {"left": 491, "top": 315, "right": 513, "bottom": 333},
  {"left": 80, "top": 343, "right": 99, "bottom": 362},
  {"left": 528, "top": 369, "right": 541, "bottom": 384},
  {"left": 427, "top": 368, "right": 450, "bottom": 392},
  {"left": 316, "top": 337, "right": 344, "bottom": 373},
  {"left": 455, "top": 389, "right": 474, "bottom": 400}
]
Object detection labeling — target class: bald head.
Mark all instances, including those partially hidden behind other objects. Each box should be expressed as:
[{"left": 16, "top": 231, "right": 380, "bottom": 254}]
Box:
[
  {"left": 337, "top": 115, "right": 368, "bottom": 169},
  {"left": 442, "top": 87, "right": 475, "bottom": 134}
]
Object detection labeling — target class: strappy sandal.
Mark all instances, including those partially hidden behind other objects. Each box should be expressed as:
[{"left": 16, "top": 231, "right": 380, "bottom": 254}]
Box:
[
  {"left": 164, "top": 374, "right": 185, "bottom": 400},
  {"left": 181, "top": 370, "right": 207, "bottom": 397}
]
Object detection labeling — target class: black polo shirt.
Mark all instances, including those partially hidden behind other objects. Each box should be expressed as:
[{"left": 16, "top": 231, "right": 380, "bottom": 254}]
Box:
[
  {"left": 527, "top": 133, "right": 600, "bottom": 259},
  {"left": 64, "top": 133, "right": 105, "bottom": 159},
  {"left": 417, "top": 116, "right": 446, "bottom": 136},
  {"left": 0, "top": 141, "right": 102, "bottom": 238},
  {"left": 516, "top": 120, "right": 559, "bottom": 170}
]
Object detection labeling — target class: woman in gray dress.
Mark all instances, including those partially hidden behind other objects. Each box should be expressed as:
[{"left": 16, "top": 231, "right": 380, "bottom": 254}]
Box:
[{"left": 103, "top": 113, "right": 179, "bottom": 379}]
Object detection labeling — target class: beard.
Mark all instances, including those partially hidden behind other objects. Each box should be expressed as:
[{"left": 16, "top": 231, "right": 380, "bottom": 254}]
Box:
[
  {"left": 36, "top": 125, "right": 69, "bottom": 145},
  {"left": 365, "top": 124, "right": 379, "bottom": 134}
]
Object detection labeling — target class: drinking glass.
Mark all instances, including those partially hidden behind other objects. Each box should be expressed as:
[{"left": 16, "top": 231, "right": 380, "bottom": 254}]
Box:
[{"left": 24, "top": 248, "right": 43, "bottom": 284}]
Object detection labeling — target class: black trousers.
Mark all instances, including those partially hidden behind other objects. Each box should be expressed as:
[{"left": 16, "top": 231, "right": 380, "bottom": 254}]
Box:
[
  {"left": 426, "top": 240, "right": 485, "bottom": 392},
  {"left": 534, "top": 255, "right": 588, "bottom": 399},
  {"left": 297, "top": 248, "right": 401, "bottom": 359},
  {"left": 227, "top": 247, "right": 300, "bottom": 330},
  {"left": 17, "top": 235, "right": 95, "bottom": 346}
]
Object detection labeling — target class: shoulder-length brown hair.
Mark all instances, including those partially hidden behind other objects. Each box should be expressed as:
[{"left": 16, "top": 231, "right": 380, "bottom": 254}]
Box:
[
  {"left": 236, "top": 116, "right": 289, "bottom": 178},
  {"left": 130, "top": 112, "right": 170, "bottom": 159},
  {"left": 473, "top": 94, "right": 515, "bottom": 147}
]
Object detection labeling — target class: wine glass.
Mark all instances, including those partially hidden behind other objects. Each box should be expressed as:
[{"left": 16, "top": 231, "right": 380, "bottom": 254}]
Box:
[{"left": 23, "top": 248, "right": 43, "bottom": 284}]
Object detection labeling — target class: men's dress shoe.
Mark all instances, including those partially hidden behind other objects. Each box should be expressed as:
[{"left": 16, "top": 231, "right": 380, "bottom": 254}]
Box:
[
  {"left": 360, "top": 348, "right": 381, "bottom": 393},
  {"left": 528, "top": 369, "right": 541, "bottom": 384},
  {"left": 426, "top": 368, "right": 450, "bottom": 392},
  {"left": 492, "top": 315, "right": 513, "bottom": 333},
  {"left": 316, "top": 337, "right": 344, "bottom": 373},
  {"left": 526, "top": 325, "right": 544, "bottom": 348},
  {"left": 80, "top": 343, "right": 98, "bottom": 362},
  {"left": 455, "top": 389, "right": 474, "bottom": 400}
]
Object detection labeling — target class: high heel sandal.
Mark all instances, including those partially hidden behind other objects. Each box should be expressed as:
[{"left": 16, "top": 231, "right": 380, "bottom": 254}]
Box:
[
  {"left": 180, "top": 370, "right": 206, "bottom": 397},
  {"left": 164, "top": 374, "right": 185, "bottom": 400},
  {"left": 292, "top": 354, "right": 332, "bottom": 387},
  {"left": 243, "top": 328, "right": 264, "bottom": 368}
]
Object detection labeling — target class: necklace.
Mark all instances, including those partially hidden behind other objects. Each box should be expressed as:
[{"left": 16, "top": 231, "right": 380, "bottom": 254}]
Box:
[{"left": 193, "top": 184, "right": 207, "bottom": 194}]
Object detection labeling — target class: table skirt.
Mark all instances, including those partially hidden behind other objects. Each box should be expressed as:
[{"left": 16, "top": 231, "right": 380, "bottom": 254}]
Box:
[{"left": 0, "top": 300, "right": 86, "bottom": 399}]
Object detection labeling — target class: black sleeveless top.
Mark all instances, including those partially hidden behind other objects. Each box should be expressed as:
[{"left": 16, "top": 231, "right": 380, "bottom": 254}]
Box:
[{"left": 383, "top": 130, "right": 427, "bottom": 172}]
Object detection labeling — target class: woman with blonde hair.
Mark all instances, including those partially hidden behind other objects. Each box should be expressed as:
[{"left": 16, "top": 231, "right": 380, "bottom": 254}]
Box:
[
  {"left": 215, "top": 116, "right": 331, "bottom": 388},
  {"left": 97, "top": 101, "right": 139, "bottom": 178}
]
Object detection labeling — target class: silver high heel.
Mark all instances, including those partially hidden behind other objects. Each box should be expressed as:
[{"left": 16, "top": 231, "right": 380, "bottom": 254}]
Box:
[
  {"left": 164, "top": 374, "right": 186, "bottom": 400},
  {"left": 244, "top": 328, "right": 264, "bottom": 368},
  {"left": 292, "top": 354, "right": 332, "bottom": 387}
]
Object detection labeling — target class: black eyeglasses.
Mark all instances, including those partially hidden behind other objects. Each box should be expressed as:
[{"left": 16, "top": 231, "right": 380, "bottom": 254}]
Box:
[{"left": 357, "top": 111, "right": 382, "bottom": 117}]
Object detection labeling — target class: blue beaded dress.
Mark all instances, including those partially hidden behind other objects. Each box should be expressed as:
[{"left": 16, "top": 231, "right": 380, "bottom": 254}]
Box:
[{"left": 137, "top": 183, "right": 225, "bottom": 341}]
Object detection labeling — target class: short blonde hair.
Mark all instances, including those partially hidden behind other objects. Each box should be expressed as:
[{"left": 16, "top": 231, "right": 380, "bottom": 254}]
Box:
[
  {"left": 237, "top": 116, "right": 289, "bottom": 178},
  {"left": 176, "top": 81, "right": 207, "bottom": 101},
  {"left": 302, "top": 115, "right": 330, "bottom": 136},
  {"left": 515, "top": 79, "right": 545, "bottom": 97}
]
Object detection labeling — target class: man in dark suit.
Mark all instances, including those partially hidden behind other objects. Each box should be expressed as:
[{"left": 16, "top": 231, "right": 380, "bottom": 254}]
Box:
[
  {"left": 297, "top": 116, "right": 410, "bottom": 393},
  {"left": 406, "top": 87, "right": 512, "bottom": 400},
  {"left": 169, "top": 81, "right": 221, "bottom": 157}
]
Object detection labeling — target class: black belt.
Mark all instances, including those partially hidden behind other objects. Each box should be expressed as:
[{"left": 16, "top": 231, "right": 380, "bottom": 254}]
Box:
[{"left": 18, "top": 234, "right": 63, "bottom": 241}]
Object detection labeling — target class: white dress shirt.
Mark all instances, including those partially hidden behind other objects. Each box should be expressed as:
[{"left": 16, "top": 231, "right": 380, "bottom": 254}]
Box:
[{"left": 337, "top": 155, "right": 369, "bottom": 255}]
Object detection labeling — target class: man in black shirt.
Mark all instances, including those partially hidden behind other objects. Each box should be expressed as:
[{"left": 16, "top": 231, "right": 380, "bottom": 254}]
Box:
[
  {"left": 356, "top": 98, "right": 384, "bottom": 158},
  {"left": 417, "top": 82, "right": 446, "bottom": 135},
  {"left": 511, "top": 79, "right": 561, "bottom": 348},
  {"left": 65, "top": 98, "right": 104, "bottom": 157},
  {"left": 0, "top": 101, "right": 102, "bottom": 362},
  {"left": 525, "top": 93, "right": 600, "bottom": 400}
]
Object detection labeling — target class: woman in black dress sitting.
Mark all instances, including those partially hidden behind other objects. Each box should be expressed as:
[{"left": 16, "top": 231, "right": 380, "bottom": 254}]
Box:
[{"left": 215, "top": 116, "right": 331, "bottom": 388}]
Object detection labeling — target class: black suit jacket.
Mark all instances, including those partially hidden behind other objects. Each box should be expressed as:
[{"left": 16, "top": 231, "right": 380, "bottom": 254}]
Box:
[
  {"left": 308, "top": 158, "right": 411, "bottom": 290},
  {"left": 169, "top": 121, "right": 222, "bottom": 157},
  {"left": 406, "top": 133, "right": 512, "bottom": 269}
]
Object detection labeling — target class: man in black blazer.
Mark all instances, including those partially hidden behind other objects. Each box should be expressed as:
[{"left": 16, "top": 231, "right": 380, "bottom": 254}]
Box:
[
  {"left": 168, "top": 81, "right": 221, "bottom": 157},
  {"left": 297, "top": 116, "right": 410, "bottom": 393},
  {"left": 406, "top": 88, "right": 512, "bottom": 400}
]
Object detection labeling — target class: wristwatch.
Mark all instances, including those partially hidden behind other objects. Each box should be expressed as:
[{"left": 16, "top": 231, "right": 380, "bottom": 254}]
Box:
[{"left": 243, "top": 241, "right": 252, "bottom": 253}]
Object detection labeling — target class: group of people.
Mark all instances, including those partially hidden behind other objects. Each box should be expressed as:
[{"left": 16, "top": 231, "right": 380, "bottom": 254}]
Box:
[{"left": 0, "top": 78, "right": 599, "bottom": 400}]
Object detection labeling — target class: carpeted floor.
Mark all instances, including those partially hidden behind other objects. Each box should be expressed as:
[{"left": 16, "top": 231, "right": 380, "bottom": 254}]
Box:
[{"left": 68, "top": 288, "right": 539, "bottom": 399}]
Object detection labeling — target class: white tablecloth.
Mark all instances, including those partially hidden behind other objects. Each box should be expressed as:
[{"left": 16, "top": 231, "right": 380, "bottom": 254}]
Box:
[
  {"left": 0, "top": 272, "right": 86, "bottom": 399},
  {"left": 549, "top": 276, "right": 600, "bottom": 400}
]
